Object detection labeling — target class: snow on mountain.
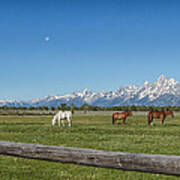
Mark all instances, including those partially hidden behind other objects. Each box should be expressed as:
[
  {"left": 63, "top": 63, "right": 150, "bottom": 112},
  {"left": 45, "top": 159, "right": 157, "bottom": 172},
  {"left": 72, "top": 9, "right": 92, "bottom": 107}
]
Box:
[
  {"left": 137, "top": 75, "right": 180, "bottom": 102},
  {"left": 1, "top": 74, "right": 180, "bottom": 107},
  {"left": 0, "top": 99, "right": 30, "bottom": 107}
]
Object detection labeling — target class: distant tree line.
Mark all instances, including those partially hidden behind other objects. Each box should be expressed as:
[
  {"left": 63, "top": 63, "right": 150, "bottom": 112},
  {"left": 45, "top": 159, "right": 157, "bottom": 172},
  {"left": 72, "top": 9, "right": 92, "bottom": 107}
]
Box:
[{"left": 1, "top": 104, "right": 180, "bottom": 112}]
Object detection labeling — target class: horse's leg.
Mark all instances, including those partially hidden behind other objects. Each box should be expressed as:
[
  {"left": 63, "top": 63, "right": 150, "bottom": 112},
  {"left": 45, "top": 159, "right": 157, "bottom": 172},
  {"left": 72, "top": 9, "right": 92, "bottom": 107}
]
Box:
[
  {"left": 150, "top": 117, "right": 154, "bottom": 126},
  {"left": 162, "top": 117, "right": 165, "bottom": 125},
  {"left": 62, "top": 119, "right": 65, "bottom": 127},
  {"left": 123, "top": 118, "right": 126, "bottom": 125},
  {"left": 66, "top": 117, "right": 69, "bottom": 127},
  {"left": 114, "top": 118, "right": 116, "bottom": 125},
  {"left": 148, "top": 115, "right": 152, "bottom": 126},
  {"left": 148, "top": 115, "right": 150, "bottom": 125},
  {"left": 112, "top": 116, "right": 117, "bottom": 125},
  {"left": 151, "top": 120, "right": 154, "bottom": 126},
  {"left": 68, "top": 119, "right": 71, "bottom": 127},
  {"left": 67, "top": 117, "right": 72, "bottom": 127},
  {"left": 52, "top": 116, "right": 56, "bottom": 126},
  {"left": 69, "top": 117, "right": 72, "bottom": 127},
  {"left": 58, "top": 117, "right": 61, "bottom": 127},
  {"left": 112, "top": 115, "right": 114, "bottom": 125},
  {"left": 149, "top": 116, "right": 153, "bottom": 126}
]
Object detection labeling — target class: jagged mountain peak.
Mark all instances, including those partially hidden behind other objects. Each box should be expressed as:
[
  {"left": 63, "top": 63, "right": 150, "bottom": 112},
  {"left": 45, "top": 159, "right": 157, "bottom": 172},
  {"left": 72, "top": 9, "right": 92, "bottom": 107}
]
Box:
[
  {"left": 155, "top": 74, "right": 168, "bottom": 85},
  {"left": 143, "top": 81, "right": 150, "bottom": 86},
  {"left": 81, "top": 89, "right": 93, "bottom": 97},
  {"left": 1, "top": 75, "right": 180, "bottom": 107},
  {"left": 158, "top": 74, "right": 166, "bottom": 80},
  {"left": 82, "top": 88, "right": 91, "bottom": 94},
  {"left": 169, "top": 78, "right": 178, "bottom": 85},
  {"left": 126, "top": 84, "right": 138, "bottom": 90}
]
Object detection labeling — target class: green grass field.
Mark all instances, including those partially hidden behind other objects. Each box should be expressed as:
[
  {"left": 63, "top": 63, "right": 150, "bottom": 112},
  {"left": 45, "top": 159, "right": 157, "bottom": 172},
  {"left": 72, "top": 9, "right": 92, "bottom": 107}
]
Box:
[{"left": 0, "top": 113, "right": 180, "bottom": 180}]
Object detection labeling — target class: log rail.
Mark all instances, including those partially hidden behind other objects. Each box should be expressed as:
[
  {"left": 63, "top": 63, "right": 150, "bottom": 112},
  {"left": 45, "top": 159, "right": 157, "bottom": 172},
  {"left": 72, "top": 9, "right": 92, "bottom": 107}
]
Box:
[{"left": 0, "top": 141, "right": 180, "bottom": 176}]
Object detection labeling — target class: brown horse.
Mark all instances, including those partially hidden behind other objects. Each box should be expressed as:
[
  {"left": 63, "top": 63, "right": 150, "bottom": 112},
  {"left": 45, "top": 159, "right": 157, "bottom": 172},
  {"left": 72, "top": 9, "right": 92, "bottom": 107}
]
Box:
[
  {"left": 112, "top": 110, "right": 132, "bottom": 125},
  {"left": 148, "top": 110, "right": 174, "bottom": 126}
]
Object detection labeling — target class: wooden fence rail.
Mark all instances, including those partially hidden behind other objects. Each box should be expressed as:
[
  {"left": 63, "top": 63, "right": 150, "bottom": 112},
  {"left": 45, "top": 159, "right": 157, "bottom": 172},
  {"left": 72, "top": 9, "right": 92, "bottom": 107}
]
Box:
[{"left": 0, "top": 141, "right": 180, "bottom": 176}]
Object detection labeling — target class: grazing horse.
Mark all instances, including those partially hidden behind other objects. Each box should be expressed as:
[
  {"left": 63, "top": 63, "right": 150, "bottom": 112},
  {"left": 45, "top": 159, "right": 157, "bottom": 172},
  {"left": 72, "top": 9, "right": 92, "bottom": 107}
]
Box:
[
  {"left": 52, "top": 111, "right": 72, "bottom": 127},
  {"left": 148, "top": 110, "right": 174, "bottom": 126},
  {"left": 112, "top": 110, "right": 132, "bottom": 125}
]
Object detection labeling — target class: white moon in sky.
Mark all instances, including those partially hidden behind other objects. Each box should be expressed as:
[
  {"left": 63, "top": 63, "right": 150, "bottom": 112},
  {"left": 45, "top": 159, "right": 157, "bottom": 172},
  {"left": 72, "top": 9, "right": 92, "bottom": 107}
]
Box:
[{"left": 45, "top": 36, "right": 50, "bottom": 42}]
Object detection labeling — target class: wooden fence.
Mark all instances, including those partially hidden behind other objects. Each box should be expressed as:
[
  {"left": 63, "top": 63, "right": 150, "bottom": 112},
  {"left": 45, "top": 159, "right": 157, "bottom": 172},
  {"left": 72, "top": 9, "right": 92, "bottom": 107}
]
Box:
[{"left": 0, "top": 141, "right": 180, "bottom": 176}]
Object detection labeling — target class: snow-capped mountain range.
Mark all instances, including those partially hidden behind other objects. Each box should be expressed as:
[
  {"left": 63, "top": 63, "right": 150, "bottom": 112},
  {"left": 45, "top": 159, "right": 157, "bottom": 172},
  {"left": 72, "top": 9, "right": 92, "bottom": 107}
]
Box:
[{"left": 1, "top": 74, "right": 180, "bottom": 107}]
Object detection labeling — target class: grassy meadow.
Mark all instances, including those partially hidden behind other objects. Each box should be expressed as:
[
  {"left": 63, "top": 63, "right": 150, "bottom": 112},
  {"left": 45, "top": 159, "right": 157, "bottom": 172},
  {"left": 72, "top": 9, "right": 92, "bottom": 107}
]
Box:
[{"left": 0, "top": 112, "right": 180, "bottom": 179}]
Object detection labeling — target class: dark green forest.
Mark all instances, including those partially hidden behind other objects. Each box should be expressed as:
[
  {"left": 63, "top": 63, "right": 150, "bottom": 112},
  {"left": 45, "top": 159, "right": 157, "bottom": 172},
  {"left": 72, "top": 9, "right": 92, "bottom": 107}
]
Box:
[{"left": 1, "top": 104, "right": 180, "bottom": 112}]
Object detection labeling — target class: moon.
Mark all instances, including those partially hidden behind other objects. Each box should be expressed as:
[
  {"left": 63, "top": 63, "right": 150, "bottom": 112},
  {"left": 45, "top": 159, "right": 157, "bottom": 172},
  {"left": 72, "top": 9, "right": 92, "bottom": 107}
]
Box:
[{"left": 45, "top": 36, "right": 50, "bottom": 42}]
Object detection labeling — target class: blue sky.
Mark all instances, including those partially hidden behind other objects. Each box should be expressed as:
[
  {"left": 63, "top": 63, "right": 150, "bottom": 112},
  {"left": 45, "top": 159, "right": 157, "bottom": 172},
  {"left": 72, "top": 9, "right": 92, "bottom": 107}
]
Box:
[{"left": 1, "top": 0, "right": 180, "bottom": 100}]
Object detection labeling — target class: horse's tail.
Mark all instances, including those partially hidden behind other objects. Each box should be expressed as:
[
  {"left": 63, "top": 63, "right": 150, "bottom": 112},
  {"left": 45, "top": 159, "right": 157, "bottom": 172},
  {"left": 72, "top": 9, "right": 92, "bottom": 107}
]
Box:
[
  {"left": 112, "top": 114, "right": 115, "bottom": 125},
  {"left": 70, "top": 116, "right": 72, "bottom": 127},
  {"left": 67, "top": 111, "right": 72, "bottom": 127},
  {"left": 148, "top": 112, "right": 152, "bottom": 125}
]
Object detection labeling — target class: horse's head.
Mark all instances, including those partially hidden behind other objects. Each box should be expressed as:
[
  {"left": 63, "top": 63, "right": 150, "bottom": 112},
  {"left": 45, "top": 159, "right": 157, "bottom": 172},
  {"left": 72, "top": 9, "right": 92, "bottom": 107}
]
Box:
[
  {"left": 126, "top": 110, "right": 132, "bottom": 116},
  {"left": 165, "top": 110, "right": 174, "bottom": 118},
  {"left": 170, "top": 111, "right": 174, "bottom": 118}
]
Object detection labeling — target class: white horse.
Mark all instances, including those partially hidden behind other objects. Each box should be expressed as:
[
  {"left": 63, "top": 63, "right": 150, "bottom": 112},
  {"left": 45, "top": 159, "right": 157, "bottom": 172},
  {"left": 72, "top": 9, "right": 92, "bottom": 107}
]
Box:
[{"left": 52, "top": 111, "right": 72, "bottom": 127}]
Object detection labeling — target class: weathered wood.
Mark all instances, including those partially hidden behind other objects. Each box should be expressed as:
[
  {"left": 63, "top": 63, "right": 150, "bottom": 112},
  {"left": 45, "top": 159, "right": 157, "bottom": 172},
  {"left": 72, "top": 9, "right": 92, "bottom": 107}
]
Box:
[{"left": 0, "top": 141, "right": 180, "bottom": 176}]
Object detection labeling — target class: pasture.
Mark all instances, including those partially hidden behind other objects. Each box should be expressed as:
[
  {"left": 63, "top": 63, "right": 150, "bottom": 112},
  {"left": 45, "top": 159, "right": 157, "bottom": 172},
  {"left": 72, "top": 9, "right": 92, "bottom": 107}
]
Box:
[{"left": 0, "top": 112, "right": 180, "bottom": 179}]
